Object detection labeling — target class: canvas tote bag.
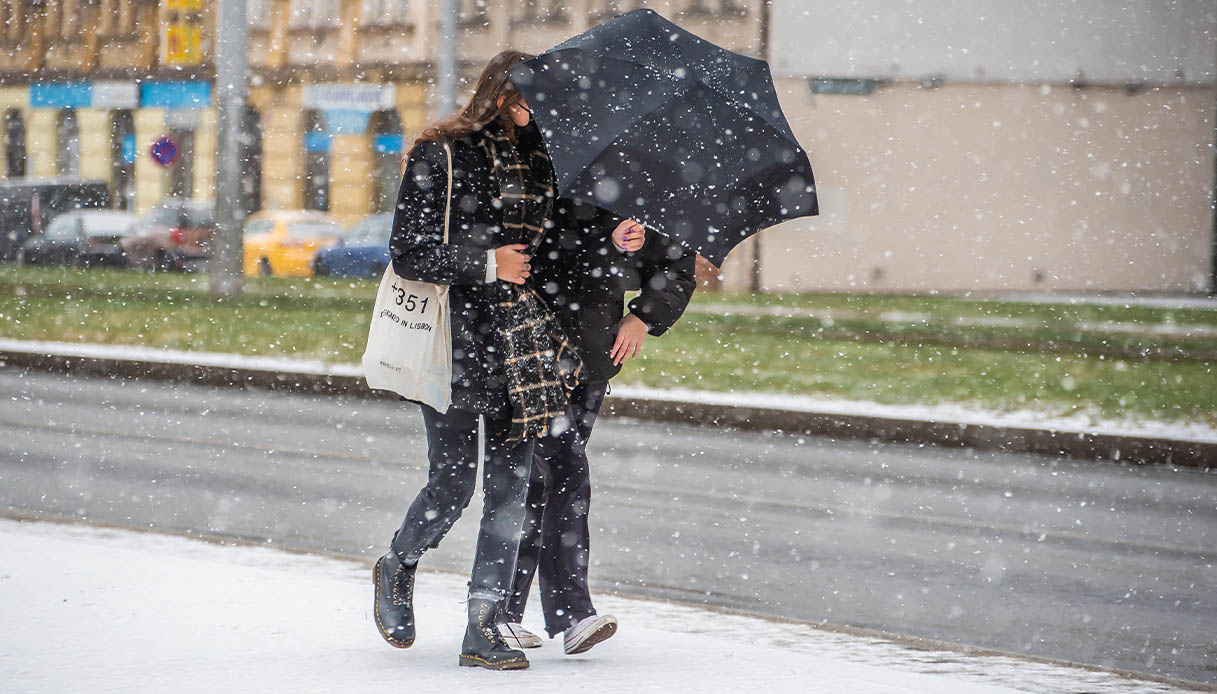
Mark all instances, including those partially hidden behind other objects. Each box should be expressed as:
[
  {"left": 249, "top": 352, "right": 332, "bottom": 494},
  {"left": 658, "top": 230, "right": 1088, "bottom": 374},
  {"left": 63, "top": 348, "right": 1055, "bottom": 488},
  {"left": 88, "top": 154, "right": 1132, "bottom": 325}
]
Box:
[{"left": 361, "top": 142, "right": 454, "bottom": 412}]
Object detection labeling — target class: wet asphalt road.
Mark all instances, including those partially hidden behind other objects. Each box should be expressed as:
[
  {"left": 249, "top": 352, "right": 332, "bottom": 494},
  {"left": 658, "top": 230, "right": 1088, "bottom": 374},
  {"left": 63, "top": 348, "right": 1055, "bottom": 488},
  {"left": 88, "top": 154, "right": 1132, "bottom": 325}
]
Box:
[{"left": 2, "top": 368, "right": 1214, "bottom": 685}]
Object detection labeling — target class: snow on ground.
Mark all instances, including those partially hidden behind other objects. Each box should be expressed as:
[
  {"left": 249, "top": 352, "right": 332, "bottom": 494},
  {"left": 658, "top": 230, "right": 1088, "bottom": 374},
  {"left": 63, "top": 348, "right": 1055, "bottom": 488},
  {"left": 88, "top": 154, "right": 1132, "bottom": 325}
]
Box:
[
  {"left": 0, "top": 518, "right": 1200, "bottom": 694},
  {"left": 1, "top": 338, "right": 1213, "bottom": 444}
]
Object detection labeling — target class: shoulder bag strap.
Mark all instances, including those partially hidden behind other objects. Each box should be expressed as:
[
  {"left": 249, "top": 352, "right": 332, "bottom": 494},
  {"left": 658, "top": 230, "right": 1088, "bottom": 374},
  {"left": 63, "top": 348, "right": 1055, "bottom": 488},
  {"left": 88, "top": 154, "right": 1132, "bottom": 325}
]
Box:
[{"left": 442, "top": 141, "right": 453, "bottom": 244}]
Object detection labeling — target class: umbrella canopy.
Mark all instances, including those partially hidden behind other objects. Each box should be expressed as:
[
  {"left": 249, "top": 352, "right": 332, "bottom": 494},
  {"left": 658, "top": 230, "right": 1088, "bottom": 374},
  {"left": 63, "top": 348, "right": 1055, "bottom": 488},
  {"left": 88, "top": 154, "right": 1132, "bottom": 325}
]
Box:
[{"left": 511, "top": 8, "right": 818, "bottom": 266}]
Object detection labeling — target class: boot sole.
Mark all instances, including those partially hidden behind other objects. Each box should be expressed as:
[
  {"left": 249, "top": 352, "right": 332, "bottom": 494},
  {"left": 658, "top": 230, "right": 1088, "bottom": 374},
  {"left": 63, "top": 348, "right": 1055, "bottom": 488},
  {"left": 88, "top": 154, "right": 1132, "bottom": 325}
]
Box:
[
  {"left": 564, "top": 619, "right": 617, "bottom": 655},
  {"left": 372, "top": 558, "right": 414, "bottom": 649},
  {"left": 458, "top": 654, "right": 530, "bottom": 670}
]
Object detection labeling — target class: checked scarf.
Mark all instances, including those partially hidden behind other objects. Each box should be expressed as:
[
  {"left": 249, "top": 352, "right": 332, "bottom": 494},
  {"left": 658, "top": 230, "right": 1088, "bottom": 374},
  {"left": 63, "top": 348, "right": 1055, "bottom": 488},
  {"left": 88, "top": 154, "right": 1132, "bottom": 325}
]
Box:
[{"left": 479, "top": 123, "right": 584, "bottom": 445}]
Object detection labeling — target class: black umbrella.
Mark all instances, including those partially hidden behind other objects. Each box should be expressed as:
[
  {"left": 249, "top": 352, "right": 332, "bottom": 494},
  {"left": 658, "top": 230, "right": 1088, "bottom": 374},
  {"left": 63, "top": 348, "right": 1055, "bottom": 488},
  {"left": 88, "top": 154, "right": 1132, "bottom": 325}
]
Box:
[{"left": 511, "top": 8, "right": 817, "bottom": 266}]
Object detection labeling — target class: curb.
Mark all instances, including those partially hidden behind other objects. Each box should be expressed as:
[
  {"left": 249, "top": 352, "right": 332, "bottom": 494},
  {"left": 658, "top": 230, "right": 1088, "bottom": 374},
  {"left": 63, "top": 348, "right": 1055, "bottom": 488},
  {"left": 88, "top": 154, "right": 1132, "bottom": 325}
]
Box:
[{"left": 1, "top": 345, "right": 1213, "bottom": 469}]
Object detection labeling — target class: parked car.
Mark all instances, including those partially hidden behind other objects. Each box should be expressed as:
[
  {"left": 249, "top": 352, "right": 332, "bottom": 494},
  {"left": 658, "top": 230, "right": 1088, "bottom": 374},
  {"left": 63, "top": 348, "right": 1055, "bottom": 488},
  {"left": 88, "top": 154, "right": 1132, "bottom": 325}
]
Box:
[
  {"left": 0, "top": 178, "right": 109, "bottom": 261},
  {"left": 122, "top": 199, "right": 216, "bottom": 272},
  {"left": 312, "top": 213, "right": 393, "bottom": 278},
  {"left": 17, "top": 210, "right": 137, "bottom": 268},
  {"left": 242, "top": 210, "right": 343, "bottom": 277}
]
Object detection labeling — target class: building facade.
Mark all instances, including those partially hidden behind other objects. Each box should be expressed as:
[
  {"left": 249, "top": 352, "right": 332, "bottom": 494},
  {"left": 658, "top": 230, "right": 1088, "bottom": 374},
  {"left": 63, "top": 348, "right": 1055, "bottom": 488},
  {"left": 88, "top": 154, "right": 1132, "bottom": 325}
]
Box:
[{"left": 1, "top": 0, "right": 1213, "bottom": 293}]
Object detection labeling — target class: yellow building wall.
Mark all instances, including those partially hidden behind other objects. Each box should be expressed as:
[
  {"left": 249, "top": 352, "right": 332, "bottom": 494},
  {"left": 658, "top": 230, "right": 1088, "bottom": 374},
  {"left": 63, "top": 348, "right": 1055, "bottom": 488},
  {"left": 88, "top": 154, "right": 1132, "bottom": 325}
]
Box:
[
  {"left": 26, "top": 110, "right": 57, "bottom": 178},
  {"left": 194, "top": 109, "right": 217, "bottom": 200},
  {"left": 330, "top": 134, "right": 371, "bottom": 224},
  {"left": 133, "top": 108, "right": 167, "bottom": 214},
  {"left": 394, "top": 83, "right": 428, "bottom": 142},
  {"left": 77, "top": 110, "right": 111, "bottom": 181},
  {"left": 259, "top": 86, "right": 304, "bottom": 211}
]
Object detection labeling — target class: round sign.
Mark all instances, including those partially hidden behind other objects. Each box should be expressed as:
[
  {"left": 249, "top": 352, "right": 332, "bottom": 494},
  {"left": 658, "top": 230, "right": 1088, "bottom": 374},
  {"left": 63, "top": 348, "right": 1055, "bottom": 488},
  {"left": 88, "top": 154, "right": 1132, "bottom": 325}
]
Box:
[{"left": 150, "top": 136, "right": 179, "bottom": 168}]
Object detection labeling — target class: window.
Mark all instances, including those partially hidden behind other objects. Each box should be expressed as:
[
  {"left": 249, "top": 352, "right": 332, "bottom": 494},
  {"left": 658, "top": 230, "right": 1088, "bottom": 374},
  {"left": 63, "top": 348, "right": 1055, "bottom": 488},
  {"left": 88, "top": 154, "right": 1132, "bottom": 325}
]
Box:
[
  {"left": 459, "top": 0, "right": 487, "bottom": 28},
  {"left": 248, "top": 0, "right": 272, "bottom": 29},
  {"left": 287, "top": 221, "right": 342, "bottom": 239},
  {"left": 45, "top": 214, "right": 79, "bottom": 241},
  {"left": 369, "top": 110, "right": 402, "bottom": 214},
  {"left": 56, "top": 110, "right": 80, "bottom": 176},
  {"left": 1, "top": 0, "right": 27, "bottom": 42},
  {"left": 685, "top": 0, "right": 747, "bottom": 17},
  {"left": 360, "top": 0, "right": 409, "bottom": 27},
  {"left": 289, "top": 0, "right": 341, "bottom": 29},
  {"left": 100, "top": 0, "right": 135, "bottom": 35},
  {"left": 109, "top": 110, "right": 135, "bottom": 210},
  {"left": 512, "top": 0, "right": 566, "bottom": 26},
  {"left": 5, "top": 109, "right": 26, "bottom": 178},
  {"left": 243, "top": 219, "right": 274, "bottom": 236},
  {"left": 302, "top": 110, "right": 330, "bottom": 211},
  {"left": 590, "top": 0, "right": 645, "bottom": 21},
  {"left": 57, "top": 0, "right": 88, "bottom": 38}
]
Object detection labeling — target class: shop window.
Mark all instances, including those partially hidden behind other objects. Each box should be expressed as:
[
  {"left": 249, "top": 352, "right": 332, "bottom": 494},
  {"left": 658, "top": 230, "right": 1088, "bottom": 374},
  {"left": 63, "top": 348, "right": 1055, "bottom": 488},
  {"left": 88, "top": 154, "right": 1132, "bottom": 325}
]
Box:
[
  {"left": 361, "top": 0, "right": 410, "bottom": 26},
  {"left": 512, "top": 0, "right": 566, "bottom": 26},
  {"left": 369, "top": 110, "right": 403, "bottom": 214},
  {"left": 110, "top": 110, "right": 135, "bottom": 209},
  {"left": 289, "top": 0, "right": 341, "bottom": 29},
  {"left": 302, "top": 109, "right": 330, "bottom": 211},
  {"left": 56, "top": 110, "right": 80, "bottom": 176},
  {"left": 241, "top": 105, "right": 263, "bottom": 216},
  {"left": 5, "top": 109, "right": 26, "bottom": 178}
]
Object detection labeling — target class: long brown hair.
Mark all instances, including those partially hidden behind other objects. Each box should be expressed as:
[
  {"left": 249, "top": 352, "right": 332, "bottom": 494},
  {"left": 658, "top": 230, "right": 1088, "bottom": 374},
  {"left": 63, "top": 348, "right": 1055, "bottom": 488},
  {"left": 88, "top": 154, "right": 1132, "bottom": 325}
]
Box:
[{"left": 410, "top": 50, "right": 534, "bottom": 154}]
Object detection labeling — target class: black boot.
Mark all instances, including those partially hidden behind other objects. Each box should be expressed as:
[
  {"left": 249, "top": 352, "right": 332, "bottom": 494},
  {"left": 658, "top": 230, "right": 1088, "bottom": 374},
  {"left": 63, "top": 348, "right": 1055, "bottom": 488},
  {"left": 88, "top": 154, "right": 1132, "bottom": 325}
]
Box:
[
  {"left": 458, "top": 598, "right": 529, "bottom": 670},
  {"left": 372, "top": 551, "right": 416, "bottom": 648}
]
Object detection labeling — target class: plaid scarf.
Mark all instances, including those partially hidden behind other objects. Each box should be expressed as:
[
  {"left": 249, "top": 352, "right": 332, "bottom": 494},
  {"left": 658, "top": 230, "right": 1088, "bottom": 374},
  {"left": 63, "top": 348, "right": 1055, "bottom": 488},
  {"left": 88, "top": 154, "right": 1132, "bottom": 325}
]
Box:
[{"left": 479, "top": 123, "right": 584, "bottom": 445}]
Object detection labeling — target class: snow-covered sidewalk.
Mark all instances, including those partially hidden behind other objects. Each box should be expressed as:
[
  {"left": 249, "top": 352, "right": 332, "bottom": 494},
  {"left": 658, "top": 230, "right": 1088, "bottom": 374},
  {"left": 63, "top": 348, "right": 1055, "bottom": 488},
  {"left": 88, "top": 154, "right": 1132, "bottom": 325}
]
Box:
[{"left": 0, "top": 519, "right": 1199, "bottom": 694}]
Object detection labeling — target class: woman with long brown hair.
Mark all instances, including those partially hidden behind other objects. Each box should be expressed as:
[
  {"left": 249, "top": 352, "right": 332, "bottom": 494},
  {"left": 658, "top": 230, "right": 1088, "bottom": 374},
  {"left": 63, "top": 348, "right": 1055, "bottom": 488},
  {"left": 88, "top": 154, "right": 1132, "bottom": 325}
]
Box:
[{"left": 370, "top": 50, "right": 593, "bottom": 671}]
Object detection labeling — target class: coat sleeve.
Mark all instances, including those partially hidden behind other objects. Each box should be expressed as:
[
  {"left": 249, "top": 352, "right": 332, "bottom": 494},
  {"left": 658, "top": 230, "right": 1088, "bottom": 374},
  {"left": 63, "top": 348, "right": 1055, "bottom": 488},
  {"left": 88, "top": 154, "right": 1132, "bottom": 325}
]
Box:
[
  {"left": 627, "top": 233, "right": 697, "bottom": 336},
  {"left": 389, "top": 140, "right": 489, "bottom": 286}
]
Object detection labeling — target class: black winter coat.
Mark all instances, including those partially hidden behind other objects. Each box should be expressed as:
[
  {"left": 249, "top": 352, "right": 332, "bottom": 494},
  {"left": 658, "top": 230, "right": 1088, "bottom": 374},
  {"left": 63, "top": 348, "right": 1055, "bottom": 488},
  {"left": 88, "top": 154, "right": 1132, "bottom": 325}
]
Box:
[
  {"left": 389, "top": 135, "right": 518, "bottom": 414},
  {"left": 534, "top": 199, "right": 697, "bottom": 382}
]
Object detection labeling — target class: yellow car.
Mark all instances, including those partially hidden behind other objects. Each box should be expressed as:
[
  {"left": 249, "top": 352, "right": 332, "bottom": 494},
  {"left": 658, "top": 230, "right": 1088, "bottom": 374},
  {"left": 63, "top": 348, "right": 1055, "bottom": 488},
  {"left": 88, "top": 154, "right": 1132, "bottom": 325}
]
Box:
[{"left": 242, "top": 211, "right": 345, "bottom": 277}]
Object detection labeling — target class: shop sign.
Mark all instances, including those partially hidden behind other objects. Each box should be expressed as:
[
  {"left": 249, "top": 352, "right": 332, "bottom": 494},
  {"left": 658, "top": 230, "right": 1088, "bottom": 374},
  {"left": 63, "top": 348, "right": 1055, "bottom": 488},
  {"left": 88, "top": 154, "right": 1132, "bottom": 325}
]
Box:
[
  {"left": 92, "top": 82, "right": 139, "bottom": 109},
  {"left": 303, "top": 84, "right": 396, "bottom": 112},
  {"left": 141, "top": 81, "right": 213, "bottom": 109},
  {"left": 305, "top": 132, "right": 333, "bottom": 153},
  {"left": 30, "top": 83, "right": 92, "bottom": 109},
  {"left": 164, "top": 0, "right": 205, "bottom": 67},
  {"left": 373, "top": 134, "right": 404, "bottom": 155}
]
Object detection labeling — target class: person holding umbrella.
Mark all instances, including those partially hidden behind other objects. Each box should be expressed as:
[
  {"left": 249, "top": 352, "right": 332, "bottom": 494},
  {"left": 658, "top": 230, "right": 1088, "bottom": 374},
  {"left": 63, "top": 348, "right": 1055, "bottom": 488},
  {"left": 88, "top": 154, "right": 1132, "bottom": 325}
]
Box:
[
  {"left": 493, "top": 7, "right": 817, "bottom": 653},
  {"left": 500, "top": 204, "right": 696, "bottom": 654}
]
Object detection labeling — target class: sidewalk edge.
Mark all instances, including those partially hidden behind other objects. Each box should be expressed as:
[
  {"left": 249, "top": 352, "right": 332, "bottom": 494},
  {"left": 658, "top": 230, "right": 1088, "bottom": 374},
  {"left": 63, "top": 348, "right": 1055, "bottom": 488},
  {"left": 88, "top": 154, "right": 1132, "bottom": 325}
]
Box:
[{"left": 1, "top": 345, "right": 1212, "bottom": 469}]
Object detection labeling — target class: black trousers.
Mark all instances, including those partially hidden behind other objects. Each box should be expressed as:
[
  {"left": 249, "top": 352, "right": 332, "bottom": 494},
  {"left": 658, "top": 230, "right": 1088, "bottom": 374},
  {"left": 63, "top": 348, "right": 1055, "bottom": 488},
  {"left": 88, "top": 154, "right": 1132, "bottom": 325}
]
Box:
[
  {"left": 505, "top": 381, "right": 607, "bottom": 635},
  {"left": 391, "top": 403, "right": 535, "bottom": 601}
]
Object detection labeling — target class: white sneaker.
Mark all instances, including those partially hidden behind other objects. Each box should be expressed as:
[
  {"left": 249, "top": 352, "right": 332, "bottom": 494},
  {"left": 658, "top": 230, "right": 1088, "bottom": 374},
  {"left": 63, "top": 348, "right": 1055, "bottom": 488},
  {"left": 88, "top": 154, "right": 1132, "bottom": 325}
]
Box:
[
  {"left": 498, "top": 622, "right": 543, "bottom": 649},
  {"left": 563, "top": 614, "right": 617, "bottom": 655}
]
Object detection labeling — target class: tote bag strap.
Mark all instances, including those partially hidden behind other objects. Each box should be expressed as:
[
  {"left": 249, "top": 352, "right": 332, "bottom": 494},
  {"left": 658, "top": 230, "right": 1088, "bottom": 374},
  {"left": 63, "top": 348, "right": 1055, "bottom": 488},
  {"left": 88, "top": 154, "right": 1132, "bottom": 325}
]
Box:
[{"left": 441, "top": 141, "right": 453, "bottom": 244}]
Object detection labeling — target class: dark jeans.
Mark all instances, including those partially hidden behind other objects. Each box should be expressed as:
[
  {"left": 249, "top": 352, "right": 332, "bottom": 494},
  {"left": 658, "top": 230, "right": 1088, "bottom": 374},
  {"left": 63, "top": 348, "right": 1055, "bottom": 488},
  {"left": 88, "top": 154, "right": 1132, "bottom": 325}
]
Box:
[
  {"left": 391, "top": 403, "right": 535, "bottom": 601},
  {"left": 506, "top": 381, "right": 607, "bottom": 636}
]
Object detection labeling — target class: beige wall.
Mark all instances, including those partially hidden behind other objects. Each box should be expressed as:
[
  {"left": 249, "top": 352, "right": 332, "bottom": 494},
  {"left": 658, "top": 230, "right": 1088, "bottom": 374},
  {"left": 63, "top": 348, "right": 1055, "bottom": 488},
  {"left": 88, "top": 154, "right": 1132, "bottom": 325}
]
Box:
[{"left": 745, "top": 81, "right": 1216, "bottom": 293}]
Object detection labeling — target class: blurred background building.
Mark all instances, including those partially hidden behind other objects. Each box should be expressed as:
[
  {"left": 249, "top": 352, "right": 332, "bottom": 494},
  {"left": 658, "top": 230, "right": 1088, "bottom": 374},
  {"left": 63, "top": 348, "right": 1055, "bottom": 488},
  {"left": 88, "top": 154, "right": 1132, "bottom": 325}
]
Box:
[{"left": 0, "top": 0, "right": 1213, "bottom": 293}]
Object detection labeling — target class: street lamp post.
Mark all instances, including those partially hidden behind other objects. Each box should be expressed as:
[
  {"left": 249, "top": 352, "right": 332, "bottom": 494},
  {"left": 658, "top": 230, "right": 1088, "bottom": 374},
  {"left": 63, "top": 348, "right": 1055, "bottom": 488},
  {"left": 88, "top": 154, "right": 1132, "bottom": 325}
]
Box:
[
  {"left": 212, "top": 0, "right": 248, "bottom": 299},
  {"left": 436, "top": 0, "right": 460, "bottom": 118}
]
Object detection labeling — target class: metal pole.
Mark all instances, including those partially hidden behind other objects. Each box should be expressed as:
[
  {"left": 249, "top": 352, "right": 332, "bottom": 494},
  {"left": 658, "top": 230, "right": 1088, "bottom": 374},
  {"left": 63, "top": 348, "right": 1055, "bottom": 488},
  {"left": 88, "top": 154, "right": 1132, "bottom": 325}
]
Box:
[
  {"left": 751, "top": 0, "right": 772, "bottom": 293},
  {"left": 436, "top": 0, "right": 460, "bottom": 117},
  {"left": 212, "top": 0, "right": 248, "bottom": 299}
]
